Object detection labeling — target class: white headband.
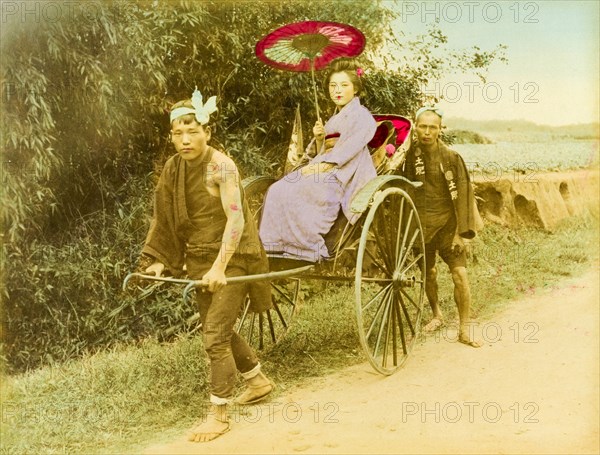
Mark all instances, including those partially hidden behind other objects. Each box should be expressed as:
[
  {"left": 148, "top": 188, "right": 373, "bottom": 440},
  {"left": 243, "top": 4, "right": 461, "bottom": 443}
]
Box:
[
  {"left": 415, "top": 106, "right": 444, "bottom": 121},
  {"left": 170, "top": 88, "right": 217, "bottom": 125}
]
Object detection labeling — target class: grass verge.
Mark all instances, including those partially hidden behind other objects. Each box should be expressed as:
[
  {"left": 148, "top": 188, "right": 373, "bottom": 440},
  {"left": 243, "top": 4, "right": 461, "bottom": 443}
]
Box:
[{"left": 1, "top": 214, "right": 598, "bottom": 454}]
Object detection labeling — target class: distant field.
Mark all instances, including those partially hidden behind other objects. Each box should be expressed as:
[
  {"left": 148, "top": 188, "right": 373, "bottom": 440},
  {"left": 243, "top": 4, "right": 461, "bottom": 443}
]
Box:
[{"left": 453, "top": 139, "right": 598, "bottom": 176}]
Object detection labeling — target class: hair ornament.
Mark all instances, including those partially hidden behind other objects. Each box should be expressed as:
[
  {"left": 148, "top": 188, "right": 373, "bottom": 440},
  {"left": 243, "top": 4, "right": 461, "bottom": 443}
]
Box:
[{"left": 170, "top": 87, "right": 218, "bottom": 124}]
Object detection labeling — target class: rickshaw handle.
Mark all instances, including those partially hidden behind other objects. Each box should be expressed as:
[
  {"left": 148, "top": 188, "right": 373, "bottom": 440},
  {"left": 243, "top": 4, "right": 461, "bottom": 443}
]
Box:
[{"left": 123, "top": 265, "right": 314, "bottom": 303}]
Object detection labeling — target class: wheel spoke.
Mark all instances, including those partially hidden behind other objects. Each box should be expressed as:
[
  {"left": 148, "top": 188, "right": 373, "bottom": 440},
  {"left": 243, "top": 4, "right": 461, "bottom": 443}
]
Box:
[
  {"left": 272, "top": 282, "right": 297, "bottom": 306},
  {"left": 394, "top": 295, "right": 410, "bottom": 355},
  {"left": 237, "top": 297, "right": 250, "bottom": 329},
  {"left": 363, "top": 283, "right": 393, "bottom": 312},
  {"left": 399, "top": 286, "right": 421, "bottom": 312},
  {"left": 237, "top": 279, "right": 298, "bottom": 351},
  {"left": 396, "top": 288, "right": 416, "bottom": 337},
  {"left": 267, "top": 310, "right": 276, "bottom": 342},
  {"left": 391, "top": 295, "right": 398, "bottom": 366},
  {"left": 395, "top": 198, "right": 406, "bottom": 260},
  {"left": 258, "top": 313, "right": 265, "bottom": 350},
  {"left": 396, "top": 209, "right": 414, "bottom": 267},
  {"left": 397, "top": 229, "right": 420, "bottom": 275},
  {"left": 396, "top": 211, "right": 417, "bottom": 270},
  {"left": 363, "top": 243, "right": 389, "bottom": 276},
  {"left": 248, "top": 312, "right": 257, "bottom": 341},
  {"left": 366, "top": 286, "right": 391, "bottom": 339},
  {"left": 271, "top": 299, "right": 289, "bottom": 328},
  {"left": 400, "top": 251, "right": 424, "bottom": 277},
  {"left": 355, "top": 188, "right": 426, "bottom": 375},
  {"left": 373, "top": 291, "right": 392, "bottom": 358},
  {"left": 376, "top": 199, "right": 397, "bottom": 273},
  {"left": 382, "top": 302, "right": 393, "bottom": 368}
]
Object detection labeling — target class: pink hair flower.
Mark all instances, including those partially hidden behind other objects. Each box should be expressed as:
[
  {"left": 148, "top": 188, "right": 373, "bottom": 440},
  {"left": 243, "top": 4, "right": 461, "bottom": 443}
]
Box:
[
  {"left": 356, "top": 67, "right": 364, "bottom": 77},
  {"left": 385, "top": 144, "right": 396, "bottom": 157}
]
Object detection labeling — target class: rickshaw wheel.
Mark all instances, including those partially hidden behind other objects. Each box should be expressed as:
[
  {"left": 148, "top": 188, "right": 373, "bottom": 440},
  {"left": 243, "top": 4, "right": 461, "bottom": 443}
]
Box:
[
  {"left": 236, "top": 277, "right": 302, "bottom": 351},
  {"left": 236, "top": 176, "right": 301, "bottom": 350},
  {"left": 355, "top": 187, "right": 425, "bottom": 375},
  {"left": 242, "top": 176, "right": 276, "bottom": 222}
]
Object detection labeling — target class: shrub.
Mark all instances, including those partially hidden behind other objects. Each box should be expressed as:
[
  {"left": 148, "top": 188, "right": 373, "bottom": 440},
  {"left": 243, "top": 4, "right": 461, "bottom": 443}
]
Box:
[{"left": 1, "top": 0, "right": 506, "bottom": 372}]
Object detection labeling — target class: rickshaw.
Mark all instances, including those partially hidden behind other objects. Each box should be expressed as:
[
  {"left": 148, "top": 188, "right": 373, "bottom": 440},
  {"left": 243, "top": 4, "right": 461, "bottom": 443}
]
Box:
[{"left": 124, "top": 113, "right": 426, "bottom": 375}]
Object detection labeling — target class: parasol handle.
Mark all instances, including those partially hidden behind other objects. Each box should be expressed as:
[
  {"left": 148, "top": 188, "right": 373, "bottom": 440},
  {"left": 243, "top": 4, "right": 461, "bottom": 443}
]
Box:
[{"left": 310, "top": 60, "right": 321, "bottom": 121}]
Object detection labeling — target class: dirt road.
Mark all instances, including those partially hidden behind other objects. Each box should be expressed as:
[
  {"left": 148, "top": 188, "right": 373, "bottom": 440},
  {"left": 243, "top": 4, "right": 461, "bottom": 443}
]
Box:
[{"left": 145, "top": 268, "right": 599, "bottom": 455}]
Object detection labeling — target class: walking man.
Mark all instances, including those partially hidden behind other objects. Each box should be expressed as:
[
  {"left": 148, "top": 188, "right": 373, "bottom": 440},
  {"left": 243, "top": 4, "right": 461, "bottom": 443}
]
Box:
[
  {"left": 402, "top": 106, "right": 482, "bottom": 347},
  {"left": 141, "top": 88, "right": 274, "bottom": 441}
]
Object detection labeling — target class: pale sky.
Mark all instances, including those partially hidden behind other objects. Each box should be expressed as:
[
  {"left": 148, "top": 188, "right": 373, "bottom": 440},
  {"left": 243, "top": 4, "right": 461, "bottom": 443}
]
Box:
[{"left": 387, "top": 0, "right": 600, "bottom": 126}]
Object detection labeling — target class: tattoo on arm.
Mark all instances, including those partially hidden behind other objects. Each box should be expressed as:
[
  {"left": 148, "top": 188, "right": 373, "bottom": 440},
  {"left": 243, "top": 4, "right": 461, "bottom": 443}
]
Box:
[{"left": 230, "top": 229, "right": 240, "bottom": 241}]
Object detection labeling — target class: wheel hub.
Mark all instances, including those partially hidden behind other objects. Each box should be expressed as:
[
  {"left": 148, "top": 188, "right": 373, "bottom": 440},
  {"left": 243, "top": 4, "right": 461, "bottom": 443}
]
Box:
[{"left": 392, "top": 269, "right": 416, "bottom": 289}]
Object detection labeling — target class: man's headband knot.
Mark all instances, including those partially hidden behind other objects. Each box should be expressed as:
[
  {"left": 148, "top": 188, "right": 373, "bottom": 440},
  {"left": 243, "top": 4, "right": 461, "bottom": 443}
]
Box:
[{"left": 170, "top": 88, "right": 217, "bottom": 125}]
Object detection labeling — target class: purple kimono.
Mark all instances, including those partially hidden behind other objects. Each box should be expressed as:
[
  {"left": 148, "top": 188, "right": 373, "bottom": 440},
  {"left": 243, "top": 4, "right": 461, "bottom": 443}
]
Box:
[{"left": 259, "top": 97, "right": 377, "bottom": 262}]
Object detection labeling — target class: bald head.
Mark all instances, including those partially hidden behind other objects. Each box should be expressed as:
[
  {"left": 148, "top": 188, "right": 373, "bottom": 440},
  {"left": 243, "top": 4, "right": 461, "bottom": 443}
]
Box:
[
  {"left": 415, "top": 107, "right": 443, "bottom": 125},
  {"left": 415, "top": 111, "right": 442, "bottom": 146}
]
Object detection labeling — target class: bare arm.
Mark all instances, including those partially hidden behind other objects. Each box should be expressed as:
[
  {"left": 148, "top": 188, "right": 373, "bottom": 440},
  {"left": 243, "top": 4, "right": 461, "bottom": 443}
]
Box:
[{"left": 202, "top": 154, "right": 245, "bottom": 292}]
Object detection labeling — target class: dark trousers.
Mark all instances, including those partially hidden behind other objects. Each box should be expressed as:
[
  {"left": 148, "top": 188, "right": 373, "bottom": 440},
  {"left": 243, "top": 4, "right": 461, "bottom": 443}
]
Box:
[{"left": 187, "top": 260, "right": 259, "bottom": 400}]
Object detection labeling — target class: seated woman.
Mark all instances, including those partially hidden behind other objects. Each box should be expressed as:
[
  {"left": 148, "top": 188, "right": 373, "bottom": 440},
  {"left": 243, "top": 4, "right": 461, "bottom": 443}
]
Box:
[{"left": 259, "top": 58, "right": 377, "bottom": 262}]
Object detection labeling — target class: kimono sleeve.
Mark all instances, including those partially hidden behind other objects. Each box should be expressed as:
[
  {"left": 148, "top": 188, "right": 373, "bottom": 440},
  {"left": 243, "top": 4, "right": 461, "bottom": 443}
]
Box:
[
  {"left": 142, "top": 160, "right": 185, "bottom": 276},
  {"left": 454, "top": 153, "right": 478, "bottom": 240},
  {"left": 312, "top": 107, "right": 377, "bottom": 167}
]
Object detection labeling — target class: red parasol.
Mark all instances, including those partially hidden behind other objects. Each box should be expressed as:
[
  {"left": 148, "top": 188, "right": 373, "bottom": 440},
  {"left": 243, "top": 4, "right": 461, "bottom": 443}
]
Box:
[{"left": 256, "top": 21, "right": 366, "bottom": 120}]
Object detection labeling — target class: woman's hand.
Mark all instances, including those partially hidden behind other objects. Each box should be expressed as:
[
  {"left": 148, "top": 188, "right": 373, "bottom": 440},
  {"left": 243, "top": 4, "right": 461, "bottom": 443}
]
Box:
[{"left": 313, "top": 119, "right": 325, "bottom": 141}]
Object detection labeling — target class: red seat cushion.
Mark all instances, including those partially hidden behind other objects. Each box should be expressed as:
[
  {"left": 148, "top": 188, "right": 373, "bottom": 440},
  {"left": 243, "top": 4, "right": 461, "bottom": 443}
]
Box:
[
  {"left": 326, "top": 114, "right": 411, "bottom": 148},
  {"left": 372, "top": 114, "right": 411, "bottom": 147}
]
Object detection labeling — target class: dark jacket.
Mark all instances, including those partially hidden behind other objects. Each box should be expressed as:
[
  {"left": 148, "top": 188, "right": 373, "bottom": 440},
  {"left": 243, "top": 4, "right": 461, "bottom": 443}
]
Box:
[{"left": 402, "top": 140, "right": 481, "bottom": 239}]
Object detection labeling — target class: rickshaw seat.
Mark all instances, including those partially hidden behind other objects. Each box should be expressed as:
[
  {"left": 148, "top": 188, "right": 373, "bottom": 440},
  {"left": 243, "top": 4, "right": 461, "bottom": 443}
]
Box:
[{"left": 368, "top": 114, "right": 412, "bottom": 173}]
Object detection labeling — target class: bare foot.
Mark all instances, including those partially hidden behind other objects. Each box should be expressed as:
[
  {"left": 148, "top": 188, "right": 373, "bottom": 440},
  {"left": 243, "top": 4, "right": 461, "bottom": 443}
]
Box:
[
  {"left": 188, "top": 414, "right": 230, "bottom": 442},
  {"left": 458, "top": 332, "right": 482, "bottom": 348},
  {"left": 423, "top": 317, "right": 444, "bottom": 332}
]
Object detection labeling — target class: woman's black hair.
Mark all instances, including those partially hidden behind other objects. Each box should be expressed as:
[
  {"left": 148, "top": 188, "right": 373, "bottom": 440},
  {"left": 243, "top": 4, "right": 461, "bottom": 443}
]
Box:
[{"left": 324, "top": 58, "right": 364, "bottom": 95}]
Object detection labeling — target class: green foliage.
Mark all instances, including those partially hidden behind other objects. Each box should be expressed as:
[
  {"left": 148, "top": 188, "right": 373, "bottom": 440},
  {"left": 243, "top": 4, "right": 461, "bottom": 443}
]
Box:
[
  {"left": 390, "top": 23, "right": 508, "bottom": 88},
  {"left": 1, "top": 0, "right": 505, "bottom": 372}
]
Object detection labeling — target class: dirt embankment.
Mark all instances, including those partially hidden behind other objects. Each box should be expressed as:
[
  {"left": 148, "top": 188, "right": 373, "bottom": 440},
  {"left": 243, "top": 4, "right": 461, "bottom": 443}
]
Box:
[
  {"left": 474, "top": 170, "right": 599, "bottom": 230},
  {"left": 474, "top": 169, "right": 599, "bottom": 229}
]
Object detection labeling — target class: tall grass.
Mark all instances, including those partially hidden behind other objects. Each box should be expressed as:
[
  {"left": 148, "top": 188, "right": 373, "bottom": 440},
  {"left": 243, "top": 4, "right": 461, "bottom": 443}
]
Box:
[
  {"left": 1, "top": 173, "right": 193, "bottom": 373},
  {"left": 1, "top": 214, "right": 598, "bottom": 454}
]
